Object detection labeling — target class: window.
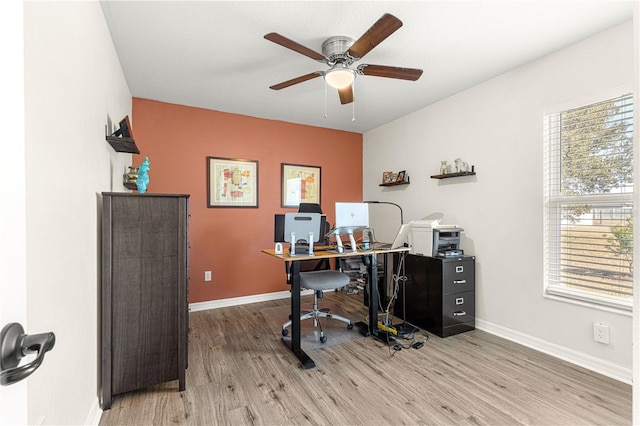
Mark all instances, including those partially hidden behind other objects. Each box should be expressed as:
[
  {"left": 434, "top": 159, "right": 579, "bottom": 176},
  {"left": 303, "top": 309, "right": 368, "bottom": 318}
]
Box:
[{"left": 544, "top": 92, "right": 634, "bottom": 309}]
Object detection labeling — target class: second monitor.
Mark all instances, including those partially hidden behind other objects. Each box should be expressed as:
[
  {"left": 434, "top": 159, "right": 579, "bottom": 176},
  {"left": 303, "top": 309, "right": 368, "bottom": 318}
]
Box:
[{"left": 333, "top": 202, "right": 369, "bottom": 253}]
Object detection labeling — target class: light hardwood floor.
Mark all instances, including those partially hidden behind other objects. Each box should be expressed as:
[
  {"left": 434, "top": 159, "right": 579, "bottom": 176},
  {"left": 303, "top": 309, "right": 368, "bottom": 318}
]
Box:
[{"left": 99, "top": 292, "right": 631, "bottom": 425}]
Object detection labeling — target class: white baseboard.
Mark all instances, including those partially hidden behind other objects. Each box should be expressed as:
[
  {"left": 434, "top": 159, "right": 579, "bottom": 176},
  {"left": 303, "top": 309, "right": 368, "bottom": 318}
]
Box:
[
  {"left": 189, "top": 289, "right": 313, "bottom": 312},
  {"left": 476, "top": 318, "right": 632, "bottom": 384},
  {"left": 85, "top": 397, "right": 102, "bottom": 425}
]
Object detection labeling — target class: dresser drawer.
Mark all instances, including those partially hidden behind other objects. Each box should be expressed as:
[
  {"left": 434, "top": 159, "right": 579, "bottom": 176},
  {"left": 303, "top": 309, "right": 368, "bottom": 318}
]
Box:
[
  {"left": 442, "top": 290, "right": 475, "bottom": 327},
  {"left": 442, "top": 259, "right": 475, "bottom": 294}
]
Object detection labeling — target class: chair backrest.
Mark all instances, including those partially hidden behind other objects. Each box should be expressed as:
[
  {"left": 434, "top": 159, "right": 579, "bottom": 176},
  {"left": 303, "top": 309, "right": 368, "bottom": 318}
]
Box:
[
  {"left": 298, "top": 203, "right": 323, "bottom": 213},
  {"left": 297, "top": 203, "right": 330, "bottom": 244}
]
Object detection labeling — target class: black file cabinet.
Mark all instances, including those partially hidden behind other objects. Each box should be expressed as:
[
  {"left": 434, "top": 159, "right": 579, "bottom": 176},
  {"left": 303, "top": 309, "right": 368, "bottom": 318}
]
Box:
[{"left": 396, "top": 255, "right": 475, "bottom": 337}]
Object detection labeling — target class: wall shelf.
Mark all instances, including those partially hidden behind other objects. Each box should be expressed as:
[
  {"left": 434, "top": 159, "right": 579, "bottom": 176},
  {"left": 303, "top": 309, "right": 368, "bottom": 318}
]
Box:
[
  {"left": 106, "top": 116, "right": 139, "bottom": 154},
  {"left": 380, "top": 178, "right": 410, "bottom": 187},
  {"left": 430, "top": 171, "right": 476, "bottom": 180},
  {"left": 106, "top": 135, "right": 140, "bottom": 154}
]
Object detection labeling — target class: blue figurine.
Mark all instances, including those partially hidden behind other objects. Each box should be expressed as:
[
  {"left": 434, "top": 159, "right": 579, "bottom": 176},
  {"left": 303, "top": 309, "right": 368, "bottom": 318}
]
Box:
[{"left": 136, "top": 157, "right": 150, "bottom": 193}]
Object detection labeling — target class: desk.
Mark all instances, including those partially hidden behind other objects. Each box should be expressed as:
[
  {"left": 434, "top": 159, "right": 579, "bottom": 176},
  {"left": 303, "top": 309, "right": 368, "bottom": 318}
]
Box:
[{"left": 262, "top": 246, "right": 410, "bottom": 369}]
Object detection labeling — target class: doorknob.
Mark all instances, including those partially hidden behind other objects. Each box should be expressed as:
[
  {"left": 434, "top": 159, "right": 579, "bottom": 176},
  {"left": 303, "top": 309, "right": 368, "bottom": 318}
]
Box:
[{"left": 1, "top": 323, "right": 55, "bottom": 386}]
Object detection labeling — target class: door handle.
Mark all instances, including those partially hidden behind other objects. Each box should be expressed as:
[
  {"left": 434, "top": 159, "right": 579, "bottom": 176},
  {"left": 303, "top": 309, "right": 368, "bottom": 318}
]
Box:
[{"left": 1, "top": 323, "right": 55, "bottom": 386}]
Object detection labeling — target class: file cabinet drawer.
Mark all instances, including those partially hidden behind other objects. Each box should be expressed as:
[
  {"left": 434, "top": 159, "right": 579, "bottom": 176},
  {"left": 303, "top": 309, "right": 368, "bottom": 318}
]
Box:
[
  {"left": 443, "top": 290, "right": 475, "bottom": 327},
  {"left": 442, "top": 259, "right": 474, "bottom": 294}
]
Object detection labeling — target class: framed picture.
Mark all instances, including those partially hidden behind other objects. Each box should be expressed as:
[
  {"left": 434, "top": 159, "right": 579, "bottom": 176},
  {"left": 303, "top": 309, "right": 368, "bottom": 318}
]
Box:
[
  {"left": 281, "top": 163, "right": 321, "bottom": 208},
  {"left": 396, "top": 170, "right": 406, "bottom": 182},
  {"left": 207, "top": 157, "right": 258, "bottom": 208},
  {"left": 382, "top": 171, "right": 394, "bottom": 183}
]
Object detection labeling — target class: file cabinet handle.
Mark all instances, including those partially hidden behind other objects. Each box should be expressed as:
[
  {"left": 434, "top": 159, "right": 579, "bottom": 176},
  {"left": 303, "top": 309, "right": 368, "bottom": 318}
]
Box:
[
  {"left": 453, "top": 279, "right": 466, "bottom": 284},
  {"left": 453, "top": 311, "right": 466, "bottom": 317}
]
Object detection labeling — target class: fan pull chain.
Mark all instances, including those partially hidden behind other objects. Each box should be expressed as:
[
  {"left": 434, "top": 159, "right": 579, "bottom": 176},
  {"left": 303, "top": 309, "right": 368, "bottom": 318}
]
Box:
[
  {"left": 351, "top": 80, "right": 356, "bottom": 122},
  {"left": 324, "top": 80, "right": 328, "bottom": 119}
]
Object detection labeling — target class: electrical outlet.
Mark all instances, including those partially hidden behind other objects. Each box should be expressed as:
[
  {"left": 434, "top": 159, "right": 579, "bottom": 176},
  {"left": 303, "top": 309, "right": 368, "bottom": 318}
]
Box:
[
  {"left": 593, "top": 322, "right": 610, "bottom": 344},
  {"left": 204, "top": 271, "right": 212, "bottom": 282}
]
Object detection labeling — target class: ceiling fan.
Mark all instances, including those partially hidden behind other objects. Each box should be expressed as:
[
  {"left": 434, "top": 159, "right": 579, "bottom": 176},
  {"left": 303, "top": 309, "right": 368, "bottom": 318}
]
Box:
[{"left": 264, "top": 13, "right": 423, "bottom": 105}]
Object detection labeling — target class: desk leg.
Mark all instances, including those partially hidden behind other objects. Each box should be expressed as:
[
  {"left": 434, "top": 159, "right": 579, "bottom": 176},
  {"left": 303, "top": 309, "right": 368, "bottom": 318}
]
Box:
[
  {"left": 367, "top": 253, "right": 378, "bottom": 335},
  {"left": 282, "top": 260, "right": 315, "bottom": 369},
  {"left": 367, "top": 253, "right": 395, "bottom": 344}
]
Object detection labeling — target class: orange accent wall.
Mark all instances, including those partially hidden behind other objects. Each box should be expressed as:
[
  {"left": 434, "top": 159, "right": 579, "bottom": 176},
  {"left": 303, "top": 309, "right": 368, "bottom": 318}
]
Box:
[{"left": 132, "top": 98, "right": 363, "bottom": 303}]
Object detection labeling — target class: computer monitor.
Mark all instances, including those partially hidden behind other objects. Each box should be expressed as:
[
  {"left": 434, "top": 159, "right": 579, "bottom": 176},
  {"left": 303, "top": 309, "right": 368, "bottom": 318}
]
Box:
[
  {"left": 333, "top": 202, "right": 369, "bottom": 253},
  {"left": 274, "top": 214, "right": 327, "bottom": 243},
  {"left": 334, "top": 202, "right": 369, "bottom": 235}
]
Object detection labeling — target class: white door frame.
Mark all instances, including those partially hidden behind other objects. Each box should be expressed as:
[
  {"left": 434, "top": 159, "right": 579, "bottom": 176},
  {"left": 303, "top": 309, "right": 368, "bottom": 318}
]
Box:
[{"left": 0, "top": 0, "right": 28, "bottom": 424}]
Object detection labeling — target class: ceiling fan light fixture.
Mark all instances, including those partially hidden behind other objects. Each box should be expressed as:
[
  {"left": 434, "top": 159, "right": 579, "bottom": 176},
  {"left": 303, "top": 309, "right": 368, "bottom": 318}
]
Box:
[{"left": 324, "top": 66, "right": 355, "bottom": 89}]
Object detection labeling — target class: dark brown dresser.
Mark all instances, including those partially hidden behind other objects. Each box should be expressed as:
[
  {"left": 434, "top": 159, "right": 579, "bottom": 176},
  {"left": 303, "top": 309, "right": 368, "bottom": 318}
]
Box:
[
  {"left": 101, "top": 193, "right": 189, "bottom": 409},
  {"left": 395, "top": 254, "right": 475, "bottom": 337}
]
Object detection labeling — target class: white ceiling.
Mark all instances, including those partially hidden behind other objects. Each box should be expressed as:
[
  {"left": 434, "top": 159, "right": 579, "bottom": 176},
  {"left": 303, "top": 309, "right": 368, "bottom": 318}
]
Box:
[{"left": 100, "top": 1, "right": 633, "bottom": 133}]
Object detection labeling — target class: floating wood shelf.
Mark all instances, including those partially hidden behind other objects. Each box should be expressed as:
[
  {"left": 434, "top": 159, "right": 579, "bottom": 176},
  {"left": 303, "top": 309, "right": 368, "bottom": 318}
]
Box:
[
  {"left": 379, "top": 179, "right": 410, "bottom": 187},
  {"left": 431, "top": 171, "right": 476, "bottom": 179},
  {"left": 106, "top": 135, "right": 140, "bottom": 154}
]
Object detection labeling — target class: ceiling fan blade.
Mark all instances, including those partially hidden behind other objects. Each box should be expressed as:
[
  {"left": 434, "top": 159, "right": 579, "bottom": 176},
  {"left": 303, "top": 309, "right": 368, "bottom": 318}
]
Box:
[
  {"left": 269, "top": 72, "right": 322, "bottom": 90},
  {"left": 264, "top": 33, "right": 326, "bottom": 62},
  {"left": 338, "top": 86, "right": 354, "bottom": 104},
  {"left": 358, "top": 64, "right": 423, "bottom": 81},
  {"left": 346, "top": 14, "right": 403, "bottom": 60}
]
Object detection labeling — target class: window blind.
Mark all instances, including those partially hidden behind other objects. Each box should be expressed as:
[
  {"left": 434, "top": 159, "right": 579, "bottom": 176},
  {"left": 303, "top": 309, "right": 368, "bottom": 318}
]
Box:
[{"left": 544, "top": 93, "right": 634, "bottom": 302}]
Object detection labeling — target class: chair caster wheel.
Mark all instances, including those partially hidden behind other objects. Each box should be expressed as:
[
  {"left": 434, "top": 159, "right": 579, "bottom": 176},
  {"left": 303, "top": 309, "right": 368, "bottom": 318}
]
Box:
[
  {"left": 320, "top": 336, "right": 327, "bottom": 344},
  {"left": 282, "top": 329, "right": 288, "bottom": 337},
  {"left": 347, "top": 323, "right": 353, "bottom": 330}
]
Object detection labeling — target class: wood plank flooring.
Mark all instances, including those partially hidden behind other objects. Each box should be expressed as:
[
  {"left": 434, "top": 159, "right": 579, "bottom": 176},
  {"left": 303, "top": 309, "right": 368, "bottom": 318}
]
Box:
[{"left": 99, "top": 292, "right": 631, "bottom": 425}]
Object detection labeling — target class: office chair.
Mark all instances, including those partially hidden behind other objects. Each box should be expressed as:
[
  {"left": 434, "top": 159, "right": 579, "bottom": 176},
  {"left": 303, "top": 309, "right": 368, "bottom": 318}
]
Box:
[{"left": 282, "top": 209, "right": 353, "bottom": 343}]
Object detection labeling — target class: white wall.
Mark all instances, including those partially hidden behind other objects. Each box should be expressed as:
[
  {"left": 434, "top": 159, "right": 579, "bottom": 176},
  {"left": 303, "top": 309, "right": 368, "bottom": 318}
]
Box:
[
  {"left": 24, "top": 2, "right": 131, "bottom": 424},
  {"left": 364, "top": 21, "right": 634, "bottom": 382}
]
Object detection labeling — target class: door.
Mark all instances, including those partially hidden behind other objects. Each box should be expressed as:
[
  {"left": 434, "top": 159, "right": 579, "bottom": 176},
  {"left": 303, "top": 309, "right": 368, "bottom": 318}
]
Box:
[{"left": 0, "top": 1, "right": 28, "bottom": 423}]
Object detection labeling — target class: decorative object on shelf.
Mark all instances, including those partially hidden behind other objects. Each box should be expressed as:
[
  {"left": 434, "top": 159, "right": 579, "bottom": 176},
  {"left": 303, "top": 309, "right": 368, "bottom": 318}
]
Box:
[
  {"left": 454, "top": 158, "right": 472, "bottom": 173},
  {"left": 432, "top": 159, "right": 475, "bottom": 179},
  {"left": 379, "top": 173, "right": 410, "bottom": 187},
  {"left": 207, "top": 156, "right": 259, "bottom": 208},
  {"left": 123, "top": 166, "right": 138, "bottom": 190},
  {"left": 136, "top": 157, "right": 150, "bottom": 193},
  {"left": 281, "top": 163, "right": 321, "bottom": 208},
  {"left": 382, "top": 171, "right": 394, "bottom": 183},
  {"left": 431, "top": 164, "right": 476, "bottom": 179},
  {"left": 105, "top": 115, "right": 140, "bottom": 154},
  {"left": 454, "top": 158, "right": 462, "bottom": 173}
]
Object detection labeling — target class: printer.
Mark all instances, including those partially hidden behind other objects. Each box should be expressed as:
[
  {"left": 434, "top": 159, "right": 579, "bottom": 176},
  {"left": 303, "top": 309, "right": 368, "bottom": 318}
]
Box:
[{"left": 409, "top": 219, "right": 464, "bottom": 257}]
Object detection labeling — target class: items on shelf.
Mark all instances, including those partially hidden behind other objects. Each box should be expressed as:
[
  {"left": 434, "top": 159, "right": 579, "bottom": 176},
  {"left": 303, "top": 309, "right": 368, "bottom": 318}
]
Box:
[
  {"left": 136, "top": 157, "right": 151, "bottom": 193},
  {"left": 105, "top": 115, "right": 140, "bottom": 154},
  {"left": 380, "top": 170, "right": 410, "bottom": 186},
  {"left": 431, "top": 159, "right": 475, "bottom": 179},
  {"left": 339, "top": 257, "right": 367, "bottom": 295},
  {"left": 123, "top": 166, "right": 138, "bottom": 190}
]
